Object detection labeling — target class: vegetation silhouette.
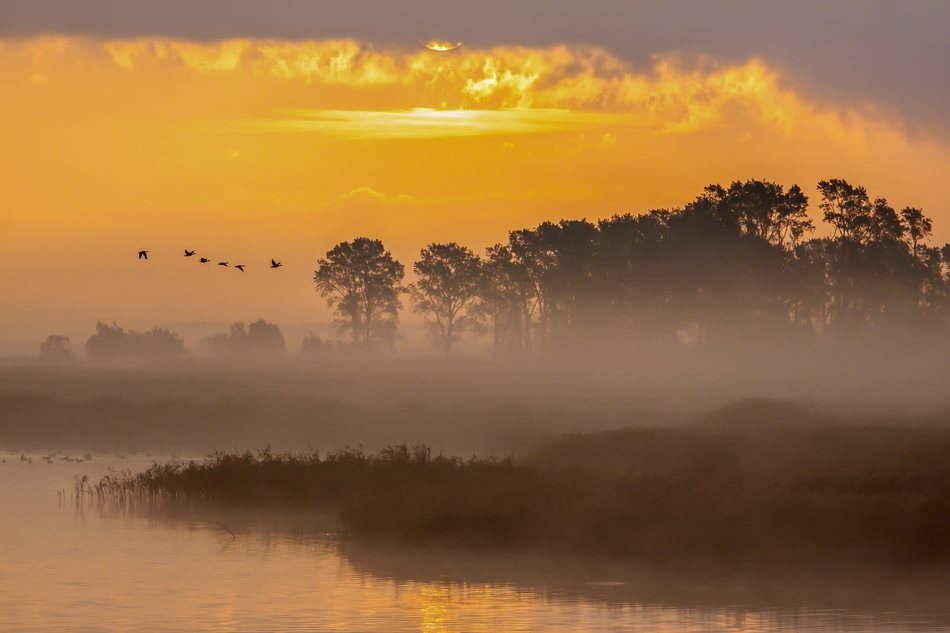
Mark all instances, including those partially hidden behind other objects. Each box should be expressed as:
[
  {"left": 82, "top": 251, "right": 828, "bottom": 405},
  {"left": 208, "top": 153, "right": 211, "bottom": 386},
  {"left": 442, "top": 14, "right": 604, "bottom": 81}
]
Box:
[
  {"left": 200, "top": 319, "right": 286, "bottom": 357},
  {"left": 104, "top": 416, "right": 950, "bottom": 564},
  {"left": 314, "top": 178, "right": 947, "bottom": 356},
  {"left": 300, "top": 331, "right": 335, "bottom": 356},
  {"left": 84, "top": 322, "right": 186, "bottom": 361},
  {"left": 314, "top": 237, "right": 405, "bottom": 349},
  {"left": 39, "top": 335, "right": 75, "bottom": 363},
  {"left": 409, "top": 242, "right": 483, "bottom": 355}
]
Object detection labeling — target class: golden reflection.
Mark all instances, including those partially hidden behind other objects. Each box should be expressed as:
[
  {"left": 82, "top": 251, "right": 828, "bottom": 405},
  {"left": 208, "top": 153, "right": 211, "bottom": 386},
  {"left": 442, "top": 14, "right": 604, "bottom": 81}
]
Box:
[{"left": 418, "top": 584, "right": 452, "bottom": 633}]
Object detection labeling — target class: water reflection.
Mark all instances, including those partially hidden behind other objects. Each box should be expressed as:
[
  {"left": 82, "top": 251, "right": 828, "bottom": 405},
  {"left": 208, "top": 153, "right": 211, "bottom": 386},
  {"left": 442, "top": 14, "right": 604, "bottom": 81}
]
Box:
[{"left": 2, "top": 454, "right": 949, "bottom": 632}]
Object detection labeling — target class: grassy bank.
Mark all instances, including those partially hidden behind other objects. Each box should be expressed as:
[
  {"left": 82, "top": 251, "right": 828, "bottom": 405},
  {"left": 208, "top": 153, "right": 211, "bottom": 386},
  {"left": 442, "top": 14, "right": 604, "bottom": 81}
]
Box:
[{"left": 101, "top": 422, "right": 950, "bottom": 564}]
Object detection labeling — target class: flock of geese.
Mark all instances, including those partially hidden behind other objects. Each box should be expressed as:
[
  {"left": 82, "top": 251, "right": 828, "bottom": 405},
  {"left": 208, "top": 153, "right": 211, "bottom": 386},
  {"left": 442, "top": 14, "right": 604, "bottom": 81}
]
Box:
[{"left": 137, "top": 249, "right": 282, "bottom": 271}]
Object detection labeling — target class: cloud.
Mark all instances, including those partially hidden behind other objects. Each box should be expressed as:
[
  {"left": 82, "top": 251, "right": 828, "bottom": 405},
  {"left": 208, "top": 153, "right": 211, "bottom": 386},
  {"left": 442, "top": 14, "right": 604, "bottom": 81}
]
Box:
[
  {"left": 331, "top": 187, "right": 414, "bottom": 205},
  {"left": 106, "top": 39, "right": 243, "bottom": 72},
  {"left": 86, "top": 38, "right": 908, "bottom": 144},
  {"left": 240, "top": 108, "right": 624, "bottom": 139}
]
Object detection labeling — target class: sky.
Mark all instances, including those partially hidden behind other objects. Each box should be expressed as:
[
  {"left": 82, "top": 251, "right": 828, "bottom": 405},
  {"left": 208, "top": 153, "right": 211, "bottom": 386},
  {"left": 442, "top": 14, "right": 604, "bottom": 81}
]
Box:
[{"left": 1, "top": 1, "right": 949, "bottom": 354}]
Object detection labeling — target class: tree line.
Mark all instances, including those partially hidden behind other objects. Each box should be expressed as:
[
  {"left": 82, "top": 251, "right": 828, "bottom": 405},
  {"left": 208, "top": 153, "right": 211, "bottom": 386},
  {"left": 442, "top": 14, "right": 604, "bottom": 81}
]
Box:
[{"left": 314, "top": 178, "right": 950, "bottom": 355}]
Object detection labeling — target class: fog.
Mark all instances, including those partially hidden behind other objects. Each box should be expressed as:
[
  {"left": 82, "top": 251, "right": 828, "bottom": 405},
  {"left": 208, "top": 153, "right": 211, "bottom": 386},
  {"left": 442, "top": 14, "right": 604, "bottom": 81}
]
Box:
[{"left": 4, "top": 336, "right": 950, "bottom": 456}]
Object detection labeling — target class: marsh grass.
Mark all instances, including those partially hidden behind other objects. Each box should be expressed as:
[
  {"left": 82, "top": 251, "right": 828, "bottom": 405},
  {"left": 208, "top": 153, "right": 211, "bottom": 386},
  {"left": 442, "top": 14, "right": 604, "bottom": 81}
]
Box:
[{"left": 97, "top": 428, "right": 950, "bottom": 564}]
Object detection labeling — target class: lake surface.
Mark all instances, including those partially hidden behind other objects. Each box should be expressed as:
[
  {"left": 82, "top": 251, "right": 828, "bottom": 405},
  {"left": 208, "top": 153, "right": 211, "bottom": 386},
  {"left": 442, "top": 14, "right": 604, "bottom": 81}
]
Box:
[{"left": 2, "top": 452, "right": 949, "bottom": 632}]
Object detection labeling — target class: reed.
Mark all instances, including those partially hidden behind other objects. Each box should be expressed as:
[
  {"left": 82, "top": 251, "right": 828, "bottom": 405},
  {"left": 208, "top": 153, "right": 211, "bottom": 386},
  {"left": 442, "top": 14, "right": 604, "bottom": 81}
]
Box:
[{"left": 96, "top": 427, "right": 950, "bottom": 564}]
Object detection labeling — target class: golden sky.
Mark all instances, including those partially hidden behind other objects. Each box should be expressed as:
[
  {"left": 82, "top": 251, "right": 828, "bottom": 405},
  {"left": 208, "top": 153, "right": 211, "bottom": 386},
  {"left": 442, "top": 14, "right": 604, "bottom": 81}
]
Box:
[{"left": 1, "top": 37, "right": 949, "bottom": 352}]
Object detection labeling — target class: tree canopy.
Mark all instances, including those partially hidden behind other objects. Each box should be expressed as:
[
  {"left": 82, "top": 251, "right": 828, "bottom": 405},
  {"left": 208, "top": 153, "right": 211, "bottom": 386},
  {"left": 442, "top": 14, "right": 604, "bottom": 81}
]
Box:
[
  {"left": 314, "top": 237, "right": 405, "bottom": 348},
  {"left": 319, "top": 178, "right": 948, "bottom": 355}
]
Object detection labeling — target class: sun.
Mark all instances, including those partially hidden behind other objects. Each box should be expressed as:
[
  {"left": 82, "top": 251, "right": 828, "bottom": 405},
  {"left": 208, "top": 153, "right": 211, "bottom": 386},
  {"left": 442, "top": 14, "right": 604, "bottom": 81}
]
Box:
[{"left": 423, "top": 41, "right": 463, "bottom": 52}]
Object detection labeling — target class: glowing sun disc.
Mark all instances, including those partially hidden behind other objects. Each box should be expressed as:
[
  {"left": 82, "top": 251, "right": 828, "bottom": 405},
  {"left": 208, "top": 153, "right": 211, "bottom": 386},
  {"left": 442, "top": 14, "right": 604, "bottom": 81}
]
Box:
[{"left": 424, "top": 41, "right": 463, "bottom": 52}]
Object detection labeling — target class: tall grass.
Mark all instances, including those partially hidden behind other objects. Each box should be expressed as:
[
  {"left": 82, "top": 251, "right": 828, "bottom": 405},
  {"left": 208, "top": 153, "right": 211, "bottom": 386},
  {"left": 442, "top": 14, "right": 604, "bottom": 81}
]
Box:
[{"left": 98, "top": 427, "right": 950, "bottom": 564}]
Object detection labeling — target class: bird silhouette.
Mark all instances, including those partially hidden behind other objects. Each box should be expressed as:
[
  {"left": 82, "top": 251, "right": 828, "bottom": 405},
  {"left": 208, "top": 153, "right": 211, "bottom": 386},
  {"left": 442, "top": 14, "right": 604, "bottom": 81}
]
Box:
[
  {"left": 271, "top": 259, "right": 282, "bottom": 268},
  {"left": 199, "top": 257, "right": 210, "bottom": 263},
  {"left": 218, "top": 262, "right": 228, "bottom": 267},
  {"left": 138, "top": 250, "right": 148, "bottom": 260},
  {"left": 184, "top": 249, "right": 195, "bottom": 257},
  {"left": 235, "top": 265, "right": 245, "bottom": 272}
]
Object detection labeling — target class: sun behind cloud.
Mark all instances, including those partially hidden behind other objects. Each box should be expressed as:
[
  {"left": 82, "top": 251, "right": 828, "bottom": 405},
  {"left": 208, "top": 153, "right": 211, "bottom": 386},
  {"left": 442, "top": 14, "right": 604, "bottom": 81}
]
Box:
[{"left": 423, "top": 41, "right": 463, "bottom": 52}]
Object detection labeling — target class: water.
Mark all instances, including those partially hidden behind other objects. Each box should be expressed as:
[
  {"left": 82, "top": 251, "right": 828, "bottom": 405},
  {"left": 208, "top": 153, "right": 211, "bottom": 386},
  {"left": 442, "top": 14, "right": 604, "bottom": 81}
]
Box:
[{"left": 1, "top": 453, "right": 948, "bottom": 632}]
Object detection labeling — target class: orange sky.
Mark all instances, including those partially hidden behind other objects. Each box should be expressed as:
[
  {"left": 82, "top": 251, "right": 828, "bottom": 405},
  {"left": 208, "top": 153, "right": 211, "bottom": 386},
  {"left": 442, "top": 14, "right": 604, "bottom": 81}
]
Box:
[{"left": 1, "top": 37, "right": 949, "bottom": 353}]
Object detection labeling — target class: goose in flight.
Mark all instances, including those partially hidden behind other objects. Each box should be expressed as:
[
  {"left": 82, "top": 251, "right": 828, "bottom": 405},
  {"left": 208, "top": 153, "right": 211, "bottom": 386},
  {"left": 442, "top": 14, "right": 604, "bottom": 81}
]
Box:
[
  {"left": 184, "top": 249, "right": 195, "bottom": 257},
  {"left": 235, "top": 264, "right": 245, "bottom": 272},
  {"left": 138, "top": 250, "right": 148, "bottom": 260},
  {"left": 271, "top": 259, "right": 282, "bottom": 269},
  {"left": 199, "top": 257, "right": 210, "bottom": 263},
  {"left": 218, "top": 262, "right": 228, "bottom": 267}
]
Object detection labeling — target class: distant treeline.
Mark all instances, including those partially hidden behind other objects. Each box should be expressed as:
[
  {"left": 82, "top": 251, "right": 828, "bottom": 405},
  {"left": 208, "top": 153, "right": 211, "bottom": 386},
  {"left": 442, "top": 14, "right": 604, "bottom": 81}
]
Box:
[
  {"left": 314, "top": 178, "right": 950, "bottom": 354},
  {"left": 39, "top": 320, "right": 296, "bottom": 362},
  {"left": 40, "top": 177, "right": 950, "bottom": 360}
]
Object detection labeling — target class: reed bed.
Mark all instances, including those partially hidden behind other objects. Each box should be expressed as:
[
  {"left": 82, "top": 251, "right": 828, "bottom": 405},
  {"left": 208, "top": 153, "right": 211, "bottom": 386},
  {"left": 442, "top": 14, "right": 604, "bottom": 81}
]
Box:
[{"left": 95, "top": 428, "right": 950, "bottom": 565}]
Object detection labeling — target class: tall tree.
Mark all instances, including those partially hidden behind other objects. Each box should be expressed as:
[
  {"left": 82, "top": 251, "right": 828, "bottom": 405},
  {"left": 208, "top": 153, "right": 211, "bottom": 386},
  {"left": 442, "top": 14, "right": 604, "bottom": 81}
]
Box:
[
  {"left": 487, "top": 242, "right": 538, "bottom": 352},
  {"left": 901, "top": 207, "right": 933, "bottom": 259},
  {"left": 476, "top": 245, "right": 519, "bottom": 356},
  {"left": 817, "top": 179, "right": 872, "bottom": 244},
  {"left": 409, "top": 243, "right": 483, "bottom": 355},
  {"left": 868, "top": 198, "right": 906, "bottom": 245},
  {"left": 314, "top": 237, "right": 405, "bottom": 348},
  {"left": 724, "top": 179, "right": 813, "bottom": 247}
]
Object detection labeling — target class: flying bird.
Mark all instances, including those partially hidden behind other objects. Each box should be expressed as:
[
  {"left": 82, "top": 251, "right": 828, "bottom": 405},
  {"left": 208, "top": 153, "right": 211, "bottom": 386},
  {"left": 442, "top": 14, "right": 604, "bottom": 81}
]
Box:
[
  {"left": 199, "top": 258, "right": 210, "bottom": 263},
  {"left": 184, "top": 249, "right": 195, "bottom": 257},
  {"left": 271, "top": 259, "right": 282, "bottom": 268},
  {"left": 235, "top": 265, "right": 245, "bottom": 272},
  {"left": 218, "top": 262, "right": 228, "bottom": 267},
  {"left": 138, "top": 250, "right": 148, "bottom": 260}
]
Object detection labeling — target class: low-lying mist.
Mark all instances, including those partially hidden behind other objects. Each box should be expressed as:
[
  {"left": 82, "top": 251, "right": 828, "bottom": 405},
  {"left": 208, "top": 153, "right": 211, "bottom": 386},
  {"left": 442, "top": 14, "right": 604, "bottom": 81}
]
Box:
[{"left": 3, "top": 342, "right": 950, "bottom": 456}]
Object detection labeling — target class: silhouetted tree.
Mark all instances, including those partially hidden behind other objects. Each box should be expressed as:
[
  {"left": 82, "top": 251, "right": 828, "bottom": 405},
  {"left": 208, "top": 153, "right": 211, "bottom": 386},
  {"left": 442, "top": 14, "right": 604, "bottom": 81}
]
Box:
[
  {"left": 475, "top": 244, "right": 521, "bottom": 355},
  {"left": 901, "top": 207, "right": 933, "bottom": 259},
  {"left": 817, "top": 178, "right": 875, "bottom": 246},
  {"left": 39, "top": 335, "right": 74, "bottom": 362},
  {"left": 484, "top": 242, "right": 539, "bottom": 352},
  {"left": 300, "top": 331, "right": 334, "bottom": 356},
  {"left": 85, "top": 322, "right": 186, "bottom": 361},
  {"left": 409, "top": 243, "right": 483, "bottom": 355},
  {"left": 723, "top": 179, "right": 813, "bottom": 247},
  {"left": 200, "top": 319, "right": 286, "bottom": 356},
  {"left": 296, "top": 180, "right": 950, "bottom": 354},
  {"left": 314, "top": 237, "right": 405, "bottom": 348}
]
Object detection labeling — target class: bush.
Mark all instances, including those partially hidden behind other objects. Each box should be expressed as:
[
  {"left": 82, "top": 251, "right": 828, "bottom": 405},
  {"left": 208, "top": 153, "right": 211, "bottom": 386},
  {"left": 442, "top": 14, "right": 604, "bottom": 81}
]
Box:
[
  {"left": 85, "top": 322, "right": 186, "bottom": 361},
  {"left": 39, "top": 335, "right": 75, "bottom": 362},
  {"left": 200, "top": 320, "right": 286, "bottom": 357}
]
